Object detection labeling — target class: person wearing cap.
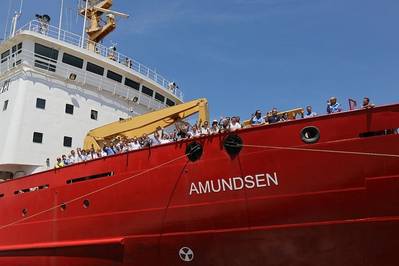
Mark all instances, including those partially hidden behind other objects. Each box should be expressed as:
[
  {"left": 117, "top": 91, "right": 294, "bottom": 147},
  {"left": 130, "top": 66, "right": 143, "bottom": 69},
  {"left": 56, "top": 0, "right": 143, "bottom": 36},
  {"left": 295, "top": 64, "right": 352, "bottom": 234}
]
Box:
[
  {"left": 251, "top": 110, "right": 265, "bottom": 125},
  {"left": 326, "top": 97, "right": 343, "bottom": 114},
  {"left": 210, "top": 120, "right": 220, "bottom": 134}
]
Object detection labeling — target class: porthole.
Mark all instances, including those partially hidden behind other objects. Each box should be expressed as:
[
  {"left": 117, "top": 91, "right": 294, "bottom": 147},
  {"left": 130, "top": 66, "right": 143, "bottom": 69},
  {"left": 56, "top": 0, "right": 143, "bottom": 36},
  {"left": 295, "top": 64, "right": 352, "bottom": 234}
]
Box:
[
  {"left": 300, "top": 126, "right": 320, "bottom": 144},
  {"left": 83, "top": 199, "right": 90, "bottom": 208},
  {"left": 22, "top": 208, "right": 28, "bottom": 217},
  {"left": 60, "top": 203, "right": 67, "bottom": 211},
  {"left": 186, "top": 142, "right": 203, "bottom": 162},
  {"left": 223, "top": 134, "right": 243, "bottom": 157}
]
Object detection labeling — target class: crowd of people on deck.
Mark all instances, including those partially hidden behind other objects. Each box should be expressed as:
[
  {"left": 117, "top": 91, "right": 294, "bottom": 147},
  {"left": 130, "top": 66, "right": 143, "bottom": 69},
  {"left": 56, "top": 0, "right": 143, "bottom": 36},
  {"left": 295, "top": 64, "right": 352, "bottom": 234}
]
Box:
[{"left": 53, "top": 96, "right": 378, "bottom": 168}]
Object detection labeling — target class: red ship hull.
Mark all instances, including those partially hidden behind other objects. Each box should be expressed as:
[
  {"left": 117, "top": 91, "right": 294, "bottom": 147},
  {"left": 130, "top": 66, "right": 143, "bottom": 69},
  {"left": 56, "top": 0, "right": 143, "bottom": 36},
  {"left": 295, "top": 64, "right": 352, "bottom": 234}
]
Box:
[{"left": 1, "top": 105, "right": 399, "bottom": 266}]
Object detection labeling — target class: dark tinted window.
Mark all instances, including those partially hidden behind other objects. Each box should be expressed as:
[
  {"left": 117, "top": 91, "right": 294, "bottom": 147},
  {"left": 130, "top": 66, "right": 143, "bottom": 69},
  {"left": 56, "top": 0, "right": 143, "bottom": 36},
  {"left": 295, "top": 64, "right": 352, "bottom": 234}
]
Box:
[
  {"left": 125, "top": 78, "right": 140, "bottom": 91},
  {"left": 36, "top": 98, "right": 46, "bottom": 109},
  {"left": 86, "top": 62, "right": 104, "bottom": 76},
  {"left": 3, "top": 100, "right": 8, "bottom": 111},
  {"left": 107, "top": 70, "right": 122, "bottom": 83},
  {"left": 33, "top": 132, "right": 43, "bottom": 143},
  {"left": 63, "top": 136, "right": 72, "bottom": 147},
  {"left": 142, "top": 86, "right": 153, "bottom": 97},
  {"left": 34, "top": 43, "right": 59, "bottom": 61},
  {"left": 11, "top": 43, "right": 22, "bottom": 55},
  {"left": 65, "top": 104, "right": 74, "bottom": 114},
  {"left": 91, "top": 110, "right": 98, "bottom": 120},
  {"left": 1, "top": 50, "right": 9, "bottom": 63},
  {"left": 34, "top": 60, "right": 56, "bottom": 72},
  {"left": 155, "top": 93, "right": 165, "bottom": 103},
  {"left": 166, "top": 98, "right": 175, "bottom": 106},
  {"left": 62, "top": 53, "right": 83, "bottom": 69}
]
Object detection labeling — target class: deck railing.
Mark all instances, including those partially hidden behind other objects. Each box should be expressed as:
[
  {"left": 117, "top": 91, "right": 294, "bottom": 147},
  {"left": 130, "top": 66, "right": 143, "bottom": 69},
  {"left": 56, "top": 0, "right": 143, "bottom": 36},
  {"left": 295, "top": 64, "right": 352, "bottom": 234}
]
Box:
[{"left": 8, "top": 20, "right": 183, "bottom": 100}]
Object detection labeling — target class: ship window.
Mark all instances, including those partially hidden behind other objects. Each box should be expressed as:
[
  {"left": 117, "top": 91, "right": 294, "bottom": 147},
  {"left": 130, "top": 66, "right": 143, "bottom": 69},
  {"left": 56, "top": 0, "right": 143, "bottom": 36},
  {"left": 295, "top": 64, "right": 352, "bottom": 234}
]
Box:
[
  {"left": 62, "top": 53, "right": 84, "bottom": 69},
  {"left": 300, "top": 126, "right": 320, "bottom": 144},
  {"left": 86, "top": 62, "right": 104, "bottom": 76},
  {"left": 11, "top": 43, "right": 22, "bottom": 55},
  {"left": 155, "top": 93, "right": 165, "bottom": 103},
  {"left": 359, "top": 129, "right": 398, "bottom": 138},
  {"left": 3, "top": 100, "right": 8, "bottom": 111},
  {"left": 107, "top": 70, "right": 122, "bottom": 83},
  {"left": 65, "top": 104, "right": 74, "bottom": 114},
  {"left": 34, "top": 43, "right": 59, "bottom": 62},
  {"left": 63, "top": 136, "right": 72, "bottom": 147},
  {"left": 125, "top": 78, "right": 140, "bottom": 90},
  {"left": 91, "top": 109, "right": 98, "bottom": 120},
  {"left": 34, "top": 60, "right": 56, "bottom": 72},
  {"left": 36, "top": 98, "right": 46, "bottom": 109},
  {"left": 0, "top": 193, "right": 4, "bottom": 198},
  {"left": 14, "top": 184, "right": 49, "bottom": 195},
  {"left": 166, "top": 98, "right": 175, "bottom": 106},
  {"left": 1, "top": 50, "right": 9, "bottom": 63},
  {"left": 33, "top": 132, "right": 43, "bottom": 143},
  {"left": 66, "top": 172, "right": 114, "bottom": 184},
  {"left": 142, "top": 86, "right": 154, "bottom": 97}
]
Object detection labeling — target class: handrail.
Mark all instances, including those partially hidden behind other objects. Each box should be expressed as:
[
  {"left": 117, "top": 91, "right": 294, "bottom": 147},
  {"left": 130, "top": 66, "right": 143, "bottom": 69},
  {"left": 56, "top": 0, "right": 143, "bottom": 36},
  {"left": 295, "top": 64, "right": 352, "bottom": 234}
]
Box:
[{"left": 3, "top": 20, "right": 183, "bottom": 100}]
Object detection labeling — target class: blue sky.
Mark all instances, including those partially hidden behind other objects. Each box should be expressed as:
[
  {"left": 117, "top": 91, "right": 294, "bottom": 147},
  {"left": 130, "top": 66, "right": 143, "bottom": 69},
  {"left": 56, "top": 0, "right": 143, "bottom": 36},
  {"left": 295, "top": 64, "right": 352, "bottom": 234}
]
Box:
[{"left": 2, "top": 0, "right": 399, "bottom": 120}]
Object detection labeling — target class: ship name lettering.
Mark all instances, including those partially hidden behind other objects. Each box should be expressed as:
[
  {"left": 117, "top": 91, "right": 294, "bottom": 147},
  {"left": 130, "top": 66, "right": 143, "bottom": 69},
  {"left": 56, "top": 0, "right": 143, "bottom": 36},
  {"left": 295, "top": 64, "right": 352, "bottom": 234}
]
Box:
[{"left": 189, "top": 172, "right": 279, "bottom": 195}]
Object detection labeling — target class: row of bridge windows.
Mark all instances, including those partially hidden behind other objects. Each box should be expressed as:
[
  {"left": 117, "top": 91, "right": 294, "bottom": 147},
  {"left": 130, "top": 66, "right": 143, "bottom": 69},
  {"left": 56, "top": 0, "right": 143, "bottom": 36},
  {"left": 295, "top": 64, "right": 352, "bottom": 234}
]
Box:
[{"left": 33, "top": 43, "right": 176, "bottom": 106}]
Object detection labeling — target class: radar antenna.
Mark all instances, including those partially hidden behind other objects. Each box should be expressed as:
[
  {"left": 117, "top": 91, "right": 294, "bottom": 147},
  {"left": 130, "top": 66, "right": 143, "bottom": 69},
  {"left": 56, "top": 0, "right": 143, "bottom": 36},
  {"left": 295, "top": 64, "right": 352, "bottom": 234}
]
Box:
[{"left": 79, "top": 0, "right": 129, "bottom": 51}]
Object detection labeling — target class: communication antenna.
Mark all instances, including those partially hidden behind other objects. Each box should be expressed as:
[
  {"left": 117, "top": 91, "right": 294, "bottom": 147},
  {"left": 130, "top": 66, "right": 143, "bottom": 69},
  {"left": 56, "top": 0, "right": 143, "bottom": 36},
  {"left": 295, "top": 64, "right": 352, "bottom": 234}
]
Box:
[
  {"left": 79, "top": 0, "right": 129, "bottom": 51},
  {"left": 58, "top": 0, "right": 64, "bottom": 40},
  {"left": 3, "top": 0, "right": 12, "bottom": 40},
  {"left": 10, "top": 0, "right": 24, "bottom": 37}
]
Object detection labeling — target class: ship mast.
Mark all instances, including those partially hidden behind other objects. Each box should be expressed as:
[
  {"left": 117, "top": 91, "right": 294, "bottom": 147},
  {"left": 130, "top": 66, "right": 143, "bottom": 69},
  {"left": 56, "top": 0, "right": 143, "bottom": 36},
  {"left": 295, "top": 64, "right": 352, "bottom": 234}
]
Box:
[
  {"left": 79, "top": 0, "right": 129, "bottom": 51},
  {"left": 10, "top": 0, "right": 24, "bottom": 37}
]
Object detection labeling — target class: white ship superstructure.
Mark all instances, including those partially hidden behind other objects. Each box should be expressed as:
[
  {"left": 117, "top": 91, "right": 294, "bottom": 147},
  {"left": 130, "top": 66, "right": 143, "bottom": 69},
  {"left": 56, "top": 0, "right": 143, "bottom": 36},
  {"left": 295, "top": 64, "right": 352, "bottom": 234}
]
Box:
[{"left": 0, "top": 15, "right": 183, "bottom": 179}]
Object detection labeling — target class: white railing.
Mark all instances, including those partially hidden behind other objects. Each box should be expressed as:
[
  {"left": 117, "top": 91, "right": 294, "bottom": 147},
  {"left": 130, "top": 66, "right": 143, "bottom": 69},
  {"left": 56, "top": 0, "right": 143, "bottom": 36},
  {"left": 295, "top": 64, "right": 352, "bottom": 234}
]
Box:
[
  {"left": 0, "top": 48, "right": 168, "bottom": 111},
  {"left": 8, "top": 20, "right": 183, "bottom": 100}
]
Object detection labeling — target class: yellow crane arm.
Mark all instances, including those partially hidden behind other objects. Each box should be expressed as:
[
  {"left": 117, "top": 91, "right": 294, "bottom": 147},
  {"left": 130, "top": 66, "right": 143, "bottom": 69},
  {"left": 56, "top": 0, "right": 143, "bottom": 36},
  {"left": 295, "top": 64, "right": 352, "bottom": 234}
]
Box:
[{"left": 83, "top": 98, "right": 209, "bottom": 150}]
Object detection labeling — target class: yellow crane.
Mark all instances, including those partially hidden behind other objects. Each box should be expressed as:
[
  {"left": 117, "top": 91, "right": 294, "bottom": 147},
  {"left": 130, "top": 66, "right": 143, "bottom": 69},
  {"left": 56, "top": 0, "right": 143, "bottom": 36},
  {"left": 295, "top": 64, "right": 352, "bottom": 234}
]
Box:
[
  {"left": 80, "top": 0, "right": 129, "bottom": 51},
  {"left": 83, "top": 98, "right": 209, "bottom": 150}
]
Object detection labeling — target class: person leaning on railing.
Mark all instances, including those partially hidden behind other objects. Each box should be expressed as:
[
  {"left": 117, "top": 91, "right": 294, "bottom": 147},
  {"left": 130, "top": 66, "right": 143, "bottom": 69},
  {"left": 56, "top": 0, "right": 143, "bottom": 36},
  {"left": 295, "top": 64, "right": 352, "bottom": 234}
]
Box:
[
  {"left": 250, "top": 110, "right": 265, "bottom": 125},
  {"left": 229, "top": 116, "right": 242, "bottom": 131},
  {"left": 362, "top": 97, "right": 375, "bottom": 109},
  {"left": 326, "top": 97, "right": 343, "bottom": 114}
]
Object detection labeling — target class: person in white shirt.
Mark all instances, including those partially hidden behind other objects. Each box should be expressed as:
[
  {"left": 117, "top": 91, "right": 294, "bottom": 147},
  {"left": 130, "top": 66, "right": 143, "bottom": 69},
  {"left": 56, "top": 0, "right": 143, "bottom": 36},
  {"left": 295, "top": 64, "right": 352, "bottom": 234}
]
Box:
[
  {"left": 229, "top": 116, "right": 242, "bottom": 132},
  {"left": 189, "top": 124, "right": 201, "bottom": 138},
  {"left": 201, "top": 121, "right": 211, "bottom": 135},
  {"left": 210, "top": 120, "right": 220, "bottom": 134},
  {"left": 304, "top": 105, "right": 317, "bottom": 118},
  {"left": 80, "top": 149, "right": 89, "bottom": 161},
  {"left": 129, "top": 137, "right": 141, "bottom": 151},
  {"left": 69, "top": 149, "right": 80, "bottom": 164}
]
